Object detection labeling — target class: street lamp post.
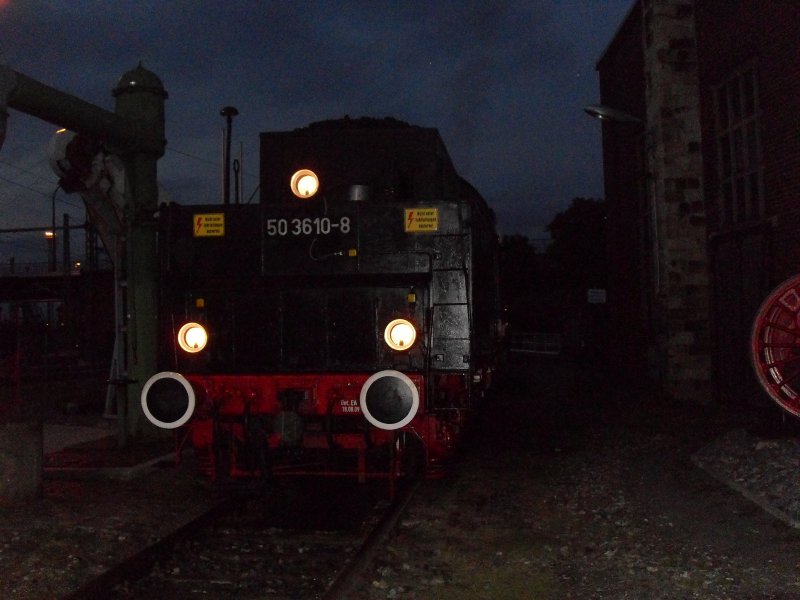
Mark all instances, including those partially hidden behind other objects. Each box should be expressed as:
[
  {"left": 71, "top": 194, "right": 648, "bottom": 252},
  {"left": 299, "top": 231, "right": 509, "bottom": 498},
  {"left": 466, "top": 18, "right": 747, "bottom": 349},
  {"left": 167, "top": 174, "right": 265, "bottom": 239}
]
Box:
[{"left": 44, "top": 230, "right": 55, "bottom": 271}]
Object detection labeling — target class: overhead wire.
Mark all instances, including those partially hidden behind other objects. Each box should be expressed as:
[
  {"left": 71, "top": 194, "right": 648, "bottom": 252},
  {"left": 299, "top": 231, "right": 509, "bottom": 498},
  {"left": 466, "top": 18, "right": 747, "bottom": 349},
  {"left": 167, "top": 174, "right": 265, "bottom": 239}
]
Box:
[
  {"left": 165, "top": 143, "right": 261, "bottom": 203},
  {"left": 0, "top": 173, "right": 53, "bottom": 199},
  {"left": 166, "top": 146, "right": 220, "bottom": 167},
  {"left": 0, "top": 154, "right": 79, "bottom": 206},
  {"left": 0, "top": 157, "right": 84, "bottom": 260},
  {"left": 0, "top": 138, "right": 260, "bottom": 259},
  {"left": 0, "top": 157, "right": 55, "bottom": 180}
]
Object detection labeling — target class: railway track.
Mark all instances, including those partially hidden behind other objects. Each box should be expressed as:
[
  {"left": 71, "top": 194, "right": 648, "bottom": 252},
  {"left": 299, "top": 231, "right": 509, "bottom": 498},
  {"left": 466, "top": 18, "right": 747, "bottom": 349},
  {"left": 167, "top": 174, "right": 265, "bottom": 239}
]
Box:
[{"left": 61, "top": 477, "right": 418, "bottom": 600}]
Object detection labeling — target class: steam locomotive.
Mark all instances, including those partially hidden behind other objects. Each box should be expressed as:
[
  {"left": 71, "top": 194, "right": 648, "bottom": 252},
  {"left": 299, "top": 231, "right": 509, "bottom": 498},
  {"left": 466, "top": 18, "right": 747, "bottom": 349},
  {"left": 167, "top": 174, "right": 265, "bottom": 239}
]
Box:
[{"left": 141, "top": 118, "right": 500, "bottom": 488}]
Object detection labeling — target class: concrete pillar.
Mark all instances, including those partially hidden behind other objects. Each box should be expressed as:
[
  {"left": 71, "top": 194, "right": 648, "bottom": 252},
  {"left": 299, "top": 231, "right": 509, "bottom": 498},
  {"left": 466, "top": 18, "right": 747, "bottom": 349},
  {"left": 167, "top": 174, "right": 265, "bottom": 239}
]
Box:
[
  {"left": 0, "top": 409, "right": 42, "bottom": 503},
  {"left": 642, "top": 0, "right": 712, "bottom": 402}
]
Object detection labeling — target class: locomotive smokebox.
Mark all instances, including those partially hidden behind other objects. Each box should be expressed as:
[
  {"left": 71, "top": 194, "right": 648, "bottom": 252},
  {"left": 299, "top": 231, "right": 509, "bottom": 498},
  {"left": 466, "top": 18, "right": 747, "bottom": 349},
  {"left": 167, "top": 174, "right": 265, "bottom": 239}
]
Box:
[
  {"left": 359, "top": 370, "right": 419, "bottom": 430},
  {"left": 141, "top": 372, "right": 196, "bottom": 429}
]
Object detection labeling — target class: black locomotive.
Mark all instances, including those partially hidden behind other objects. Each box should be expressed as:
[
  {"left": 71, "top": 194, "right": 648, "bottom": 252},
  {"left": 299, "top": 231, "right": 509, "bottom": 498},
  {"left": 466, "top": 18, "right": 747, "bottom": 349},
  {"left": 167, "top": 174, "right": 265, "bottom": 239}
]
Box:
[{"left": 141, "top": 117, "right": 500, "bottom": 486}]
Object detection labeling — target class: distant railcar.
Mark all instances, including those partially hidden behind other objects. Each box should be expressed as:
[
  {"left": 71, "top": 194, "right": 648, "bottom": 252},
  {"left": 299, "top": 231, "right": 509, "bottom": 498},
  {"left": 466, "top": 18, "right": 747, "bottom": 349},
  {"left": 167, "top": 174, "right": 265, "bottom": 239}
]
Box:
[{"left": 142, "top": 118, "right": 500, "bottom": 487}]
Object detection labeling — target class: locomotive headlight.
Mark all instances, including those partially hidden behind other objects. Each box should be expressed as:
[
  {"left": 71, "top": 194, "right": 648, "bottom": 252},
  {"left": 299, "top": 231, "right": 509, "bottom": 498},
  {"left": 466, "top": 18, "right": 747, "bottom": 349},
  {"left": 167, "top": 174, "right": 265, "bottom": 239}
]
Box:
[
  {"left": 384, "top": 319, "right": 416, "bottom": 351},
  {"left": 177, "top": 322, "right": 208, "bottom": 353},
  {"left": 290, "top": 169, "right": 319, "bottom": 198}
]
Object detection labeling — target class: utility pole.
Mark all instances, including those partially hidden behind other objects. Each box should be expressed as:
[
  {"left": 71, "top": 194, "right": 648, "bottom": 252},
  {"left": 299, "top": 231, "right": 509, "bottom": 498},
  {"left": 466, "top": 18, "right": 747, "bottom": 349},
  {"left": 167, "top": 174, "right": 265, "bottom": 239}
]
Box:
[{"left": 220, "top": 106, "right": 238, "bottom": 204}]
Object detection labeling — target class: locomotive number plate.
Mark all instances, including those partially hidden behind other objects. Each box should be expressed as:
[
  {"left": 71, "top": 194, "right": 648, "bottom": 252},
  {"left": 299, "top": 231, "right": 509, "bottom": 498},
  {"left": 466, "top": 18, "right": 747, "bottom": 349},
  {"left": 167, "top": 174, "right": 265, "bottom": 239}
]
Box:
[{"left": 266, "top": 216, "right": 351, "bottom": 237}]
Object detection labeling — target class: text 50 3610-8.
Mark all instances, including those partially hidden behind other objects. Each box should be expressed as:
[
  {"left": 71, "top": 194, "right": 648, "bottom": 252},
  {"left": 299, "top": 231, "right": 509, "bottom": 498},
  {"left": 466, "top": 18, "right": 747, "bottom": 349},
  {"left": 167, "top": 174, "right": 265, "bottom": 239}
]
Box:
[{"left": 266, "top": 217, "right": 351, "bottom": 236}]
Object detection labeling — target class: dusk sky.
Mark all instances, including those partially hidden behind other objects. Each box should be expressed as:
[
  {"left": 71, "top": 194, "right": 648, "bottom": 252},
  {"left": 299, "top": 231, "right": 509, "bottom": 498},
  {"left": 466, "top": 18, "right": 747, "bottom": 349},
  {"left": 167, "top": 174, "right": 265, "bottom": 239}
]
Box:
[{"left": 0, "top": 0, "right": 632, "bottom": 263}]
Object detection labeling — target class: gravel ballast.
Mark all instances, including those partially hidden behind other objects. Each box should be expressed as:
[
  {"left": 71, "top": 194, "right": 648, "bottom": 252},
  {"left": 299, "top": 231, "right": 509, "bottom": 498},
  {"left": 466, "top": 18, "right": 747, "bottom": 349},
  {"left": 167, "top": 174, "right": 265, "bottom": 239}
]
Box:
[
  {"left": 2, "top": 358, "right": 800, "bottom": 599},
  {"left": 350, "top": 358, "right": 800, "bottom": 599}
]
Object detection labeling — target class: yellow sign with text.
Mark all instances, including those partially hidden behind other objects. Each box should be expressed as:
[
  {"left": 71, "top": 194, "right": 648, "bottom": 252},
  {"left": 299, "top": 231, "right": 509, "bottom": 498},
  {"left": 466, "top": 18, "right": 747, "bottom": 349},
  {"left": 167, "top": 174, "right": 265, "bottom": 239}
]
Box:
[
  {"left": 193, "top": 213, "right": 225, "bottom": 237},
  {"left": 404, "top": 208, "right": 439, "bottom": 233}
]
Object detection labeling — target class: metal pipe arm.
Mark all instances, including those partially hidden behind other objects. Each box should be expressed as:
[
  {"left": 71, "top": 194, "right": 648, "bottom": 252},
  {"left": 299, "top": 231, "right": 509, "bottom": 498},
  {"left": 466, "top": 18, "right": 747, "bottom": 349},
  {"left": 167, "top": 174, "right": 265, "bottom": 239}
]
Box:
[
  {"left": 0, "top": 64, "right": 161, "bottom": 155},
  {"left": 0, "top": 66, "right": 14, "bottom": 151}
]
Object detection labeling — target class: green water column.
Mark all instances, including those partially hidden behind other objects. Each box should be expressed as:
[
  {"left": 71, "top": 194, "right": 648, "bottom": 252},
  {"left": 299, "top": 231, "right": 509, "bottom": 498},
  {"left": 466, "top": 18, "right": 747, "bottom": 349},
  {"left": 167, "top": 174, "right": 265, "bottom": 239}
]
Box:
[{"left": 111, "top": 65, "right": 168, "bottom": 440}]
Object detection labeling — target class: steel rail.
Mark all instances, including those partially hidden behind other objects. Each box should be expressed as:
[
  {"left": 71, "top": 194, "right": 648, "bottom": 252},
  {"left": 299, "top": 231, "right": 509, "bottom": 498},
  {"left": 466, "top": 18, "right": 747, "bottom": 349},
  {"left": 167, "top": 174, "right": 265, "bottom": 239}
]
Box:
[
  {"left": 58, "top": 498, "right": 236, "bottom": 600},
  {"left": 322, "top": 477, "right": 421, "bottom": 600}
]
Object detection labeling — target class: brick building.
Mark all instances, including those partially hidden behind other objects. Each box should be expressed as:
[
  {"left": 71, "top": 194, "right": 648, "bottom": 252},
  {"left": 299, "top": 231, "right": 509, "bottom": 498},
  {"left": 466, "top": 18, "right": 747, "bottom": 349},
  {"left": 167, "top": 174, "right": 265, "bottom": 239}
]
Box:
[{"left": 594, "top": 0, "right": 800, "bottom": 405}]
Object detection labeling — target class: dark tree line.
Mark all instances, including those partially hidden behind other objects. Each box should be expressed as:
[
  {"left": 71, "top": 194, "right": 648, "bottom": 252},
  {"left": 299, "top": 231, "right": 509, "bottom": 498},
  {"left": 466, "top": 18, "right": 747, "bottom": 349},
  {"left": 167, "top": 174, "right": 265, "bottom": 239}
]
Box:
[
  {"left": 499, "top": 198, "right": 607, "bottom": 350},
  {"left": 546, "top": 197, "right": 607, "bottom": 291}
]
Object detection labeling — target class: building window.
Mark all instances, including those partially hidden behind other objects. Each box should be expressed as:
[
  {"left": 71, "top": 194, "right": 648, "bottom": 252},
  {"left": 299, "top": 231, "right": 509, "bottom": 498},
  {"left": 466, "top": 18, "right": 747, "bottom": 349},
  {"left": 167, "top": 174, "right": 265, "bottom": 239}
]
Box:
[{"left": 715, "top": 66, "right": 763, "bottom": 226}]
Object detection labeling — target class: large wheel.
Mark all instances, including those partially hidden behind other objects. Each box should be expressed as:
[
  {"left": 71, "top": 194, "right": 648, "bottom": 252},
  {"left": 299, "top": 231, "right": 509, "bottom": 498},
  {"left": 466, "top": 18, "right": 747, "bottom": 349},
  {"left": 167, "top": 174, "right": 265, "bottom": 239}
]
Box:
[{"left": 751, "top": 274, "right": 800, "bottom": 418}]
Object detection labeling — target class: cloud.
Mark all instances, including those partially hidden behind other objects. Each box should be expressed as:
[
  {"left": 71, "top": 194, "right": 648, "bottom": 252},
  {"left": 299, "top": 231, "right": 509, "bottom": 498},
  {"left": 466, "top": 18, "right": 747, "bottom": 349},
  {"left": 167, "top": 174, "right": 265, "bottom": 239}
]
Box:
[{"left": 0, "top": 0, "right": 632, "bottom": 260}]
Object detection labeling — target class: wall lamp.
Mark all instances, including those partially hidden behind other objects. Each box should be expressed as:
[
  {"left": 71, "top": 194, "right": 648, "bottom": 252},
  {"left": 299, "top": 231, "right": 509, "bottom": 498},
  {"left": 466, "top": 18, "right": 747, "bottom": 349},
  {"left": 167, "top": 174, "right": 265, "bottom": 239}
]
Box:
[{"left": 584, "top": 105, "right": 643, "bottom": 124}]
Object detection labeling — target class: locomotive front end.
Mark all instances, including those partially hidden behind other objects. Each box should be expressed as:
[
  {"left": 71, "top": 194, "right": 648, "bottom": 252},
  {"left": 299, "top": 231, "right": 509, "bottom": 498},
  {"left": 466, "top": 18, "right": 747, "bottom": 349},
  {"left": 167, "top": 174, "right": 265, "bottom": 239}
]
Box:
[{"left": 143, "top": 118, "right": 499, "bottom": 486}]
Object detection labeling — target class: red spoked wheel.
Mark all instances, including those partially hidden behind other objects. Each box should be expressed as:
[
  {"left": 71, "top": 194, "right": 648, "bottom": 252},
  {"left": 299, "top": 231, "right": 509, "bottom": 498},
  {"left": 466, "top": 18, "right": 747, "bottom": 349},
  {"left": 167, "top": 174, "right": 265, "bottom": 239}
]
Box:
[{"left": 751, "top": 274, "right": 800, "bottom": 418}]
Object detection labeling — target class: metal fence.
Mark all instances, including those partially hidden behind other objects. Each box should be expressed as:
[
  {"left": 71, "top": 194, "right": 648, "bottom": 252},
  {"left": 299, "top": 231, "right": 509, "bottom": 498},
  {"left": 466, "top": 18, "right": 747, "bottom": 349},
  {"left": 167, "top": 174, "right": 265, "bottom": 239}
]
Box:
[
  {"left": 0, "top": 261, "right": 56, "bottom": 276},
  {"left": 510, "top": 332, "right": 562, "bottom": 355},
  {"left": 0, "top": 220, "right": 111, "bottom": 277}
]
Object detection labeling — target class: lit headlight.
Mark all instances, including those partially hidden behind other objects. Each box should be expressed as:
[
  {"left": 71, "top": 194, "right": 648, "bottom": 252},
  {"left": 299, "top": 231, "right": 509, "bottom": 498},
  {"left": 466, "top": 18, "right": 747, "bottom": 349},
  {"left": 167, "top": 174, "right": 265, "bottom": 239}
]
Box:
[
  {"left": 384, "top": 319, "right": 416, "bottom": 351},
  {"left": 290, "top": 169, "right": 319, "bottom": 198},
  {"left": 177, "top": 322, "right": 208, "bottom": 353}
]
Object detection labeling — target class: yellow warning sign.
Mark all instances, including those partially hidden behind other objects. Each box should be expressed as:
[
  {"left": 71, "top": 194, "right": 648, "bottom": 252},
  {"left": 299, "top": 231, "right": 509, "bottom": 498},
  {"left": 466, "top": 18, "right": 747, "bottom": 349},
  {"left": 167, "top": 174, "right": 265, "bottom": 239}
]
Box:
[
  {"left": 404, "top": 208, "right": 439, "bottom": 233},
  {"left": 193, "top": 213, "right": 225, "bottom": 237}
]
